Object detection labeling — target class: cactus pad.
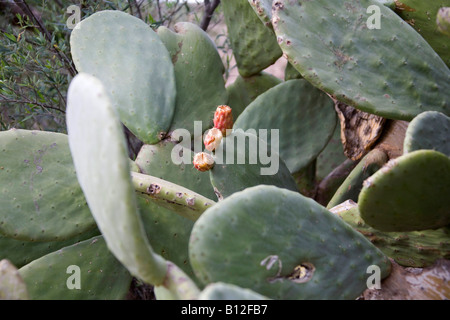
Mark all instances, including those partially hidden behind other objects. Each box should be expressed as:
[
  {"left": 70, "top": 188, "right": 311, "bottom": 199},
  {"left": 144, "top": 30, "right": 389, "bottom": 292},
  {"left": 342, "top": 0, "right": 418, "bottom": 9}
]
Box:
[
  {"left": 272, "top": 0, "right": 450, "bottom": 120},
  {"left": 403, "top": 111, "right": 450, "bottom": 157},
  {"left": 358, "top": 150, "right": 450, "bottom": 231},
  {"left": 66, "top": 73, "right": 167, "bottom": 285},
  {"left": 234, "top": 79, "right": 336, "bottom": 173},
  {"left": 222, "top": 0, "right": 282, "bottom": 77},
  {"left": 209, "top": 130, "right": 298, "bottom": 199},
  {"left": 70, "top": 10, "right": 176, "bottom": 144},
  {"left": 19, "top": 236, "right": 132, "bottom": 300},
  {"left": 189, "top": 185, "right": 391, "bottom": 299},
  {"left": 157, "top": 22, "right": 228, "bottom": 136},
  {"left": 0, "top": 129, "right": 95, "bottom": 241}
]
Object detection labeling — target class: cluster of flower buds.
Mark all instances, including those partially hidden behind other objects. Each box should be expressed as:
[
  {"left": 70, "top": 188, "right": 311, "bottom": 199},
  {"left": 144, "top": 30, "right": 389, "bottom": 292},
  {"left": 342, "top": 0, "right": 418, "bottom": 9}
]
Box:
[{"left": 193, "top": 105, "right": 233, "bottom": 172}]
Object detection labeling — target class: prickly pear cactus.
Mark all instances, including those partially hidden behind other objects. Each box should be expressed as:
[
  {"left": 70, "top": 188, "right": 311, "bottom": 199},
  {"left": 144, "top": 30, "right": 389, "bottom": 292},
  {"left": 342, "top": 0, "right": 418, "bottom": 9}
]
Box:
[
  {"left": 157, "top": 22, "right": 228, "bottom": 136},
  {"left": 70, "top": 10, "right": 176, "bottom": 144},
  {"left": 0, "top": 129, "right": 95, "bottom": 241},
  {"left": 66, "top": 73, "right": 167, "bottom": 285},
  {"left": 226, "top": 72, "right": 282, "bottom": 118},
  {"left": 19, "top": 236, "right": 132, "bottom": 300},
  {"left": 209, "top": 130, "right": 298, "bottom": 199},
  {"left": 272, "top": 0, "right": 450, "bottom": 120},
  {"left": 358, "top": 150, "right": 450, "bottom": 232},
  {"left": 394, "top": 0, "right": 450, "bottom": 66},
  {"left": 135, "top": 140, "right": 216, "bottom": 200},
  {"left": 189, "top": 185, "right": 391, "bottom": 300},
  {"left": 331, "top": 201, "right": 450, "bottom": 268},
  {"left": 234, "top": 79, "right": 337, "bottom": 173},
  {"left": 0, "top": 228, "right": 100, "bottom": 269},
  {"left": 222, "top": 0, "right": 282, "bottom": 77},
  {"left": 403, "top": 111, "right": 450, "bottom": 157}
]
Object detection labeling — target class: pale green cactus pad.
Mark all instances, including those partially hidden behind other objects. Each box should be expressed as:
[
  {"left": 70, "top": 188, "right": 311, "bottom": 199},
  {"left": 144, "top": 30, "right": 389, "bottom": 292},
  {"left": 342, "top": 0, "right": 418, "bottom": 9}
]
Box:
[
  {"left": 0, "top": 129, "right": 95, "bottom": 241},
  {"left": 19, "top": 236, "right": 132, "bottom": 300},
  {"left": 0, "top": 228, "right": 100, "bottom": 269},
  {"left": 272, "top": 0, "right": 450, "bottom": 120},
  {"left": 190, "top": 185, "right": 391, "bottom": 300},
  {"left": 358, "top": 150, "right": 450, "bottom": 231},
  {"left": 66, "top": 73, "right": 167, "bottom": 285},
  {"left": 70, "top": 10, "right": 176, "bottom": 144}
]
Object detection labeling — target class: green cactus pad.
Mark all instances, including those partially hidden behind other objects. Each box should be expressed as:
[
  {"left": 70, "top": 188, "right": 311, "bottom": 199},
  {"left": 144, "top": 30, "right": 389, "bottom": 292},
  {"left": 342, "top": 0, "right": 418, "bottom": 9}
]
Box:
[
  {"left": 209, "top": 130, "right": 298, "bottom": 199},
  {"left": 234, "top": 79, "right": 337, "bottom": 173},
  {"left": 395, "top": 0, "right": 450, "bottom": 66},
  {"left": 135, "top": 140, "right": 216, "bottom": 200},
  {"left": 226, "top": 72, "right": 282, "bottom": 119},
  {"left": 222, "top": 0, "right": 282, "bottom": 77},
  {"left": 358, "top": 150, "right": 450, "bottom": 231},
  {"left": 327, "top": 149, "right": 388, "bottom": 209},
  {"left": 199, "top": 282, "right": 270, "bottom": 300},
  {"left": 272, "top": 0, "right": 450, "bottom": 121},
  {"left": 0, "top": 260, "right": 29, "bottom": 300},
  {"left": 331, "top": 201, "right": 450, "bottom": 268},
  {"left": 157, "top": 22, "right": 228, "bottom": 137},
  {"left": 66, "top": 73, "right": 167, "bottom": 285},
  {"left": 403, "top": 111, "right": 450, "bottom": 157},
  {"left": 189, "top": 185, "right": 391, "bottom": 300},
  {"left": 437, "top": 7, "right": 450, "bottom": 37},
  {"left": 70, "top": 10, "right": 176, "bottom": 144},
  {"left": 0, "top": 129, "right": 95, "bottom": 241},
  {"left": 19, "top": 236, "right": 132, "bottom": 300},
  {"left": 0, "top": 228, "right": 100, "bottom": 269}
]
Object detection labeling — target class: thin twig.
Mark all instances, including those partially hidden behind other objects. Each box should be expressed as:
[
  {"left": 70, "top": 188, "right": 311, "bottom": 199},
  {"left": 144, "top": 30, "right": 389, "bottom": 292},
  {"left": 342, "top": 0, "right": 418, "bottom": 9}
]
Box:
[
  {"left": 200, "top": 0, "right": 220, "bottom": 31},
  {"left": 0, "top": 94, "right": 66, "bottom": 114}
]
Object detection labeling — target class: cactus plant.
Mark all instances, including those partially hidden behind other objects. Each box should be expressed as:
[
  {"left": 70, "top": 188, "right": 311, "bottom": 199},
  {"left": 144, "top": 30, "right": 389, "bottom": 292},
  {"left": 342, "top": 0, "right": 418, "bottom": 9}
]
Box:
[
  {"left": 0, "top": 129, "right": 95, "bottom": 242},
  {"left": 403, "top": 111, "right": 450, "bottom": 157},
  {"left": 272, "top": 0, "right": 450, "bottom": 120},
  {"left": 208, "top": 130, "right": 298, "bottom": 199},
  {"left": 394, "top": 0, "right": 450, "bottom": 66},
  {"left": 189, "top": 185, "right": 391, "bottom": 300},
  {"left": 234, "top": 79, "right": 337, "bottom": 174},
  {"left": 70, "top": 10, "right": 176, "bottom": 145},
  {"left": 222, "top": 0, "right": 282, "bottom": 77},
  {"left": 19, "top": 236, "right": 132, "bottom": 300},
  {"left": 331, "top": 201, "right": 450, "bottom": 268},
  {"left": 157, "top": 22, "right": 228, "bottom": 137},
  {"left": 2, "top": 0, "right": 450, "bottom": 300},
  {"left": 358, "top": 150, "right": 450, "bottom": 232},
  {"left": 226, "top": 72, "right": 282, "bottom": 118}
]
